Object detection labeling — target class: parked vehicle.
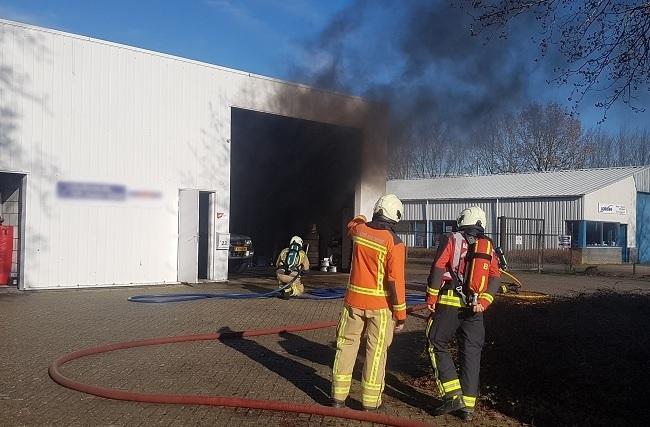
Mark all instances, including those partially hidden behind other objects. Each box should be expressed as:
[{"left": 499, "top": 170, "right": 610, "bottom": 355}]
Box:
[{"left": 228, "top": 234, "right": 254, "bottom": 273}]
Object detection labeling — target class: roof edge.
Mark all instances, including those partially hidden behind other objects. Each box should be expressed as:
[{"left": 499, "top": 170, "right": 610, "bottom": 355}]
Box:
[
  {"left": 387, "top": 165, "right": 650, "bottom": 183},
  {"left": 0, "top": 18, "right": 379, "bottom": 105}
]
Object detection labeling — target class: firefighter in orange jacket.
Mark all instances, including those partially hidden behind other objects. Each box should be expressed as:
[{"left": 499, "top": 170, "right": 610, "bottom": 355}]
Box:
[
  {"left": 330, "top": 194, "right": 407, "bottom": 411},
  {"left": 426, "top": 206, "right": 501, "bottom": 421}
]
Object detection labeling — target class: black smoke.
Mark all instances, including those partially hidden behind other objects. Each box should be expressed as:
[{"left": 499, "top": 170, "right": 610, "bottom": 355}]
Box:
[{"left": 293, "top": 0, "right": 550, "bottom": 144}]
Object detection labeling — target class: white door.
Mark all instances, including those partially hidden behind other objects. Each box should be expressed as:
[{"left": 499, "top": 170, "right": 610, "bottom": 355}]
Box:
[{"left": 178, "top": 189, "right": 199, "bottom": 283}]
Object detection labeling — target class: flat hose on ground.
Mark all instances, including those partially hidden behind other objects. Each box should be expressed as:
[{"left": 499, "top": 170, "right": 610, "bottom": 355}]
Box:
[
  {"left": 498, "top": 270, "right": 549, "bottom": 301},
  {"left": 49, "top": 305, "right": 434, "bottom": 427}
]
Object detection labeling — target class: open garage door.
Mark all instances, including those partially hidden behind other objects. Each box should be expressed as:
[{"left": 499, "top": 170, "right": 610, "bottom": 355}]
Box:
[{"left": 230, "top": 108, "right": 362, "bottom": 272}]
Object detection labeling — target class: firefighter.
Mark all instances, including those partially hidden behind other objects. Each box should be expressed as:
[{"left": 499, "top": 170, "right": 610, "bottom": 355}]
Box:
[
  {"left": 275, "top": 235, "right": 310, "bottom": 299},
  {"left": 330, "top": 194, "right": 407, "bottom": 410},
  {"left": 425, "top": 206, "right": 501, "bottom": 421}
]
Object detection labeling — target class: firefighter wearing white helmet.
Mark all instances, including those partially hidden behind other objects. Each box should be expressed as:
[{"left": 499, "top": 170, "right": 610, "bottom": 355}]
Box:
[
  {"left": 275, "top": 235, "right": 309, "bottom": 299},
  {"left": 425, "top": 206, "right": 501, "bottom": 421},
  {"left": 373, "top": 193, "right": 404, "bottom": 223},
  {"left": 330, "top": 194, "right": 406, "bottom": 410},
  {"left": 457, "top": 206, "right": 487, "bottom": 229}
]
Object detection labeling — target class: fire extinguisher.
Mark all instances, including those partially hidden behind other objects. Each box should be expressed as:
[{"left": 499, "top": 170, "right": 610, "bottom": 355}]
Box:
[{"left": 0, "top": 218, "right": 14, "bottom": 286}]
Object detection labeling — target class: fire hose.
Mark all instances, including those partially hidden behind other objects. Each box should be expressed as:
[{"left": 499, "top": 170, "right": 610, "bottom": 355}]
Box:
[
  {"left": 49, "top": 306, "right": 434, "bottom": 427},
  {"left": 127, "top": 271, "right": 428, "bottom": 305},
  {"left": 50, "top": 270, "right": 540, "bottom": 426}
]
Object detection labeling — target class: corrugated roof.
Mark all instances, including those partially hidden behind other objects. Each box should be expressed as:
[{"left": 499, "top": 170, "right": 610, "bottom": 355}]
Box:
[{"left": 387, "top": 166, "right": 650, "bottom": 200}]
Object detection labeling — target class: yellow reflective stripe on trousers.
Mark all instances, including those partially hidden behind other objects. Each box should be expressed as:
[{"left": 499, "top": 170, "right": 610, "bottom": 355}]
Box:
[
  {"left": 426, "top": 287, "right": 439, "bottom": 296},
  {"left": 347, "top": 284, "right": 389, "bottom": 296},
  {"left": 353, "top": 236, "right": 388, "bottom": 255},
  {"left": 333, "top": 386, "right": 351, "bottom": 394},
  {"left": 462, "top": 395, "right": 477, "bottom": 408},
  {"left": 366, "top": 309, "right": 388, "bottom": 409},
  {"left": 362, "top": 395, "right": 382, "bottom": 406},
  {"left": 331, "top": 308, "right": 349, "bottom": 398},
  {"left": 442, "top": 378, "right": 461, "bottom": 393},
  {"left": 361, "top": 380, "right": 382, "bottom": 391},
  {"left": 334, "top": 374, "right": 352, "bottom": 381},
  {"left": 392, "top": 303, "right": 406, "bottom": 311},
  {"left": 425, "top": 318, "right": 445, "bottom": 396}
]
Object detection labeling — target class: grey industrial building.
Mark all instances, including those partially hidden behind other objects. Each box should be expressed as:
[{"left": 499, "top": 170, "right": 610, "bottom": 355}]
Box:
[{"left": 387, "top": 166, "right": 650, "bottom": 265}]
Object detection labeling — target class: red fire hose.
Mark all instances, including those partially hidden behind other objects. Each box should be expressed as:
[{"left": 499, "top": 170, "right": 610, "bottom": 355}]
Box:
[{"left": 49, "top": 305, "right": 434, "bottom": 427}]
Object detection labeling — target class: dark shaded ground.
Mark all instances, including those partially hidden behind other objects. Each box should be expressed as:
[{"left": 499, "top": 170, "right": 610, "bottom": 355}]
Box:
[{"left": 403, "top": 292, "right": 650, "bottom": 426}]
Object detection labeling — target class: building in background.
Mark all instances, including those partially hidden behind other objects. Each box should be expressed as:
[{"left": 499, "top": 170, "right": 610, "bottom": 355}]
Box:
[
  {"left": 0, "top": 19, "right": 386, "bottom": 289},
  {"left": 388, "top": 166, "right": 650, "bottom": 266}
]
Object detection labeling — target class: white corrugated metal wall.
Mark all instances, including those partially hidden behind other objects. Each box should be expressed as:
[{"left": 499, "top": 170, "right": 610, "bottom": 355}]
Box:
[
  {"left": 0, "top": 20, "right": 385, "bottom": 289},
  {"left": 634, "top": 167, "right": 650, "bottom": 193}
]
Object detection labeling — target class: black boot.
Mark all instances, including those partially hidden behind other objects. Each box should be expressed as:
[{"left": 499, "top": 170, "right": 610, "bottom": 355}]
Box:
[
  {"left": 458, "top": 409, "right": 474, "bottom": 421},
  {"left": 331, "top": 399, "right": 346, "bottom": 408},
  {"left": 432, "top": 395, "right": 465, "bottom": 416}
]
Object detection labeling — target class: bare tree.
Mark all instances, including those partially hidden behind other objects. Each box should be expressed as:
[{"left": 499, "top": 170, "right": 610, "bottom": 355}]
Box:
[
  {"left": 582, "top": 126, "right": 650, "bottom": 167},
  {"left": 464, "top": 1, "right": 650, "bottom": 114},
  {"left": 582, "top": 128, "right": 617, "bottom": 168},
  {"left": 476, "top": 113, "right": 525, "bottom": 174},
  {"left": 515, "top": 103, "right": 585, "bottom": 171},
  {"left": 387, "top": 115, "right": 453, "bottom": 179},
  {"left": 615, "top": 127, "right": 650, "bottom": 165},
  {"left": 472, "top": 103, "right": 585, "bottom": 173}
]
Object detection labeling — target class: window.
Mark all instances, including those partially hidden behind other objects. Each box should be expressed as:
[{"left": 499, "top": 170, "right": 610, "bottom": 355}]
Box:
[
  {"left": 586, "top": 222, "right": 601, "bottom": 246},
  {"left": 565, "top": 220, "right": 620, "bottom": 247},
  {"left": 395, "top": 220, "right": 427, "bottom": 247},
  {"left": 430, "top": 220, "right": 456, "bottom": 248},
  {"left": 603, "top": 223, "right": 619, "bottom": 246},
  {"left": 586, "top": 221, "right": 619, "bottom": 247}
]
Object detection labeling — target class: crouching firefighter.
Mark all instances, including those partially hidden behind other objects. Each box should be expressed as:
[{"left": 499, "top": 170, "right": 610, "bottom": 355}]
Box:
[
  {"left": 275, "top": 236, "right": 310, "bottom": 299},
  {"left": 425, "top": 206, "right": 501, "bottom": 421},
  {"left": 331, "top": 194, "right": 407, "bottom": 411}
]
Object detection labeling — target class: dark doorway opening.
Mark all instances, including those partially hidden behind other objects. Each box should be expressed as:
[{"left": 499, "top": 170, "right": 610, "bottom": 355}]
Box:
[
  {"left": 230, "top": 108, "right": 362, "bottom": 270},
  {"left": 198, "top": 191, "right": 211, "bottom": 280}
]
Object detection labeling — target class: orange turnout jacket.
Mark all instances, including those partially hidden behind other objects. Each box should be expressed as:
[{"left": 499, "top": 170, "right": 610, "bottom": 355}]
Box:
[
  {"left": 426, "top": 231, "right": 501, "bottom": 310},
  {"left": 345, "top": 215, "right": 407, "bottom": 321}
]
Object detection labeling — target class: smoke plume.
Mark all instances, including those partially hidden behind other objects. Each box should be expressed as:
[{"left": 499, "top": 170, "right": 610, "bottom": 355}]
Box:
[{"left": 293, "top": 0, "right": 547, "bottom": 148}]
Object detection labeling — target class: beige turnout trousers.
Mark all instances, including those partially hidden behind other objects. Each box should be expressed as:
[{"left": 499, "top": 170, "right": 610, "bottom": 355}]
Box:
[
  {"left": 331, "top": 305, "right": 395, "bottom": 409},
  {"left": 275, "top": 269, "right": 305, "bottom": 296}
]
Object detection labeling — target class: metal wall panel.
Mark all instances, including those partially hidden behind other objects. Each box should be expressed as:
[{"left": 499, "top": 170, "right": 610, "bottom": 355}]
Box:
[
  {"left": 396, "top": 232, "right": 417, "bottom": 248},
  {"left": 637, "top": 192, "right": 650, "bottom": 263},
  {"left": 402, "top": 201, "right": 425, "bottom": 220},
  {"left": 426, "top": 199, "right": 496, "bottom": 234},
  {"left": 0, "top": 20, "right": 384, "bottom": 289},
  {"left": 634, "top": 167, "right": 650, "bottom": 193},
  {"left": 400, "top": 197, "right": 582, "bottom": 249},
  {"left": 498, "top": 197, "right": 582, "bottom": 234}
]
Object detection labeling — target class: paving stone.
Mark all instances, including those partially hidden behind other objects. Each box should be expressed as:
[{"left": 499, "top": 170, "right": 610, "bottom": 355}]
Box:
[{"left": 1, "top": 274, "right": 519, "bottom": 426}]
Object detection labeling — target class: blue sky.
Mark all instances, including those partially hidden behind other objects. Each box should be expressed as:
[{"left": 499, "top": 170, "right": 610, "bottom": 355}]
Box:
[
  {"left": 0, "top": 0, "right": 647, "bottom": 131},
  {"left": 0, "top": 0, "right": 349, "bottom": 77}
]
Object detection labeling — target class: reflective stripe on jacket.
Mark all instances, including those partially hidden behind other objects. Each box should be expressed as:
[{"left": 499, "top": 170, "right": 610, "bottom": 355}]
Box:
[
  {"left": 345, "top": 215, "right": 407, "bottom": 321},
  {"left": 426, "top": 231, "right": 500, "bottom": 309}
]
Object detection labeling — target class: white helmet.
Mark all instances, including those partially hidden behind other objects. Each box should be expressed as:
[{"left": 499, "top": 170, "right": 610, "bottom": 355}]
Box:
[
  {"left": 457, "top": 206, "right": 487, "bottom": 229},
  {"left": 290, "top": 235, "right": 303, "bottom": 247},
  {"left": 373, "top": 194, "right": 403, "bottom": 223}
]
